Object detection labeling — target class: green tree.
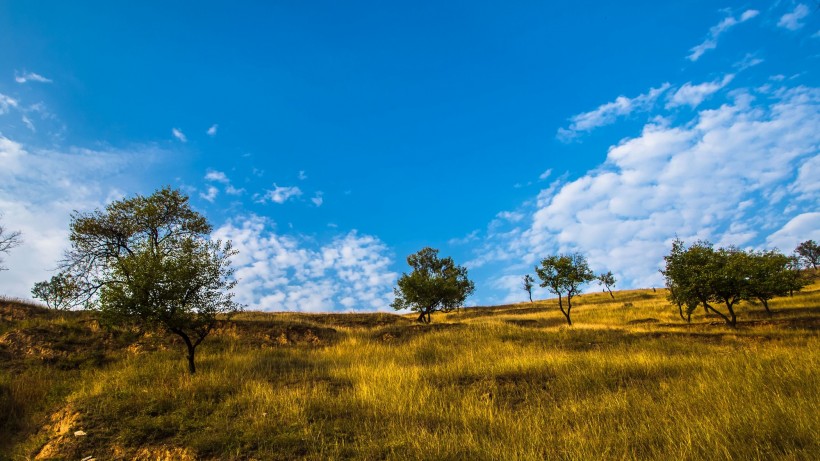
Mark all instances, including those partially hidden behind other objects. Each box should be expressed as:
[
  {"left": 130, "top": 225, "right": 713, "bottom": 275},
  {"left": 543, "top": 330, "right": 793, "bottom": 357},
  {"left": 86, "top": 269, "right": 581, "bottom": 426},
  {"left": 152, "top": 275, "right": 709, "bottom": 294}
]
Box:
[
  {"left": 391, "top": 247, "right": 475, "bottom": 324},
  {"left": 745, "top": 250, "right": 808, "bottom": 314},
  {"left": 31, "top": 273, "right": 80, "bottom": 310},
  {"left": 534, "top": 252, "right": 595, "bottom": 325},
  {"left": 795, "top": 240, "right": 819, "bottom": 270},
  {"left": 0, "top": 213, "right": 22, "bottom": 271},
  {"left": 597, "top": 271, "right": 616, "bottom": 299},
  {"left": 53, "top": 187, "right": 241, "bottom": 374},
  {"left": 522, "top": 274, "right": 535, "bottom": 303}
]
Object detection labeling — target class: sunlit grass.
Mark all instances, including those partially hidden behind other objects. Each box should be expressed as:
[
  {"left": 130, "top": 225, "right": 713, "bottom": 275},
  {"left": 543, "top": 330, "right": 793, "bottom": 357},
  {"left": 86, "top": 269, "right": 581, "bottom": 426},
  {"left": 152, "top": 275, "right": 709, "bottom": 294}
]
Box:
[{"left": 2, "top": 279, "right": 819, "bottom": 459}]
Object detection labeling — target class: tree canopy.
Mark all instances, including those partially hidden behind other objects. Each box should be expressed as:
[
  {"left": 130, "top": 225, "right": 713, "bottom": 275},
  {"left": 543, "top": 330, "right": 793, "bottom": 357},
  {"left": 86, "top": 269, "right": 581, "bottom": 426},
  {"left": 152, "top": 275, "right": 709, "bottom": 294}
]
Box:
[
  {"left": 46, "top": 187, "right": 241, "bottom": 374},
  {"left": 597, "top": 271, "right": 616, "bottom": 299},
  {"left": 391, "top": 247, "right": 474, "bottom": 323},
  {"left": 522, "top": 274, "right": 535, "bottom": 303},
  {"left": 796, "top": 240, "right": 819, "bottom": 270},
  {"left": 534, "top": 252, "right": 595, "bottom": 325}
]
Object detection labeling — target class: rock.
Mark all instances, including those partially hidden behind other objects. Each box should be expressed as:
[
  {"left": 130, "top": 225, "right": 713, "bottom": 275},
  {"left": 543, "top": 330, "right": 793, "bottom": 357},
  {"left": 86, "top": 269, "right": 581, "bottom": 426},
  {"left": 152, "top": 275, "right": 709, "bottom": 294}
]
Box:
[
  {"left": 81, "top": 457, "right": 96, "bottom": 461},
  {"left": 74, "top": 430, "right": 87, "bottom": 436}
]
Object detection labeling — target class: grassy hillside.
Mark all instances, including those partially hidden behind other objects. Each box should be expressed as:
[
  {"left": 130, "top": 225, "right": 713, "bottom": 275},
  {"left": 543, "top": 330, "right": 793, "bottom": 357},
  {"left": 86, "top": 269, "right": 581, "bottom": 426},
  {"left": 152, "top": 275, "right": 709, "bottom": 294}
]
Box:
[{"left": 1, "top": 281, "right": 819, "bottom": 460}]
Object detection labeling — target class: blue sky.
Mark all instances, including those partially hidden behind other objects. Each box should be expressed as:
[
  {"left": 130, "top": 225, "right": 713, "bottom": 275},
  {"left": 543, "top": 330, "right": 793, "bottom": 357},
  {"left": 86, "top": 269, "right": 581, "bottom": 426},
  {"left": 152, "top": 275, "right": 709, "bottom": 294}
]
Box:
[{"left": 1, "top": 1, "right": 818, "bottom": 311}]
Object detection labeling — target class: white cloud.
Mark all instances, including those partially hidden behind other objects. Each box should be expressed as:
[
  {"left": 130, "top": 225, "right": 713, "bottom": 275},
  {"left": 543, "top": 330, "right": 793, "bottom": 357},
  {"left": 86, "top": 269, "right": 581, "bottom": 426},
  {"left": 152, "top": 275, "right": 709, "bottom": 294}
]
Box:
[
  {"left": 0, "top": 93, "right": 18, "bottom": 114},
  {"left": 557, "top": 83, "right": 671, "bottom": 141},
  {"left": 538, "top": 168, "right": 553, "bottom": 180},
  {"left": 666, "top": 74, "right": 735, "bottom": 109},
  {"left": 200, "top": 186, "right": 218, "bottom": 202},
  {"left": 172, "top": 128, "right": 187, "bottom": 142},
  {"left": 449, "top": 230, "right": 480, "bottom": 246},
  {"left": 766, "top": 213, "right": 820, "bottom": 252},
  {"left": 14, "top": 71, "right": 52, "bottom": 84},
  {"left": 472, "top": 84, "right": 820, "bottom": 302},
  {"left": 204, "top": 170, "right": 229, "bottom": 183},
  {"left": 258, "top": 184, "right": 302, "bottom": 204},
  {"left": 688, "top": 10, "right": 759, "bottom": 61},
  {"left": 778, "top": 4, "right": 810, "bottom": 31},
  {"left": 212, "top": 215, "right": 396, "bottom": 311},
  {"left": 734, "top": 53, "right": 764, "bottom": 71},
  {"left": 298, "top": 170, "right": 307, "bottom": 180},
  {"left": 226, "top": 185, "right": 245, "bottom": 196},
  {"left": 311, "top": 192, "right": 324, "bottom": 207},
  {"left": 21, "top": 115, "right": 35, "bottom": 132},
  {"left": 0, "top": 135, "right": 164, "bottom": 300},
  {"left": 207, "top": 124, "right": 218, "bottom": 136}
]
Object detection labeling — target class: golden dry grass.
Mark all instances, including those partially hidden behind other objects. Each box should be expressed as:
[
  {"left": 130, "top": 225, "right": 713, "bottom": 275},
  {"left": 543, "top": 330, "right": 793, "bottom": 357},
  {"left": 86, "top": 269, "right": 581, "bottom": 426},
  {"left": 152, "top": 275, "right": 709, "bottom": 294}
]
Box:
[{"left": 2, "top": 280, "right": 819, "bottom": 460}]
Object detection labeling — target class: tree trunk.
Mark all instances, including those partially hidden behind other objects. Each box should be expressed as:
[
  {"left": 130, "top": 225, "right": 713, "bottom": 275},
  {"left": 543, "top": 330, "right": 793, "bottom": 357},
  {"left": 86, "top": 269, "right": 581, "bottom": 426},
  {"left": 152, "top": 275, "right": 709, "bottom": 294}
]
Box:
[
  {"left": 759, "top": 298, "right": 771, "bottom": 315},
  {"left": 703, "top": 301, "right": 732, "bottom": 326},
  {"left": 607, "top": 287, "right": 614, "bottom": 299},
  {"left": 564, "top": 294, "right": 573, "bottom": 326},
  {"left": 678, "top": 303, "right": 686, "bottom": 322},
  {"left": 725, "top": 301, "right": 737, "bottom": 327},
  {"left": 528, "top": 291, "right": 533, "bottom": 303},
  {"left": 173, "top": 329, "right": 198, "bottom": 374}
]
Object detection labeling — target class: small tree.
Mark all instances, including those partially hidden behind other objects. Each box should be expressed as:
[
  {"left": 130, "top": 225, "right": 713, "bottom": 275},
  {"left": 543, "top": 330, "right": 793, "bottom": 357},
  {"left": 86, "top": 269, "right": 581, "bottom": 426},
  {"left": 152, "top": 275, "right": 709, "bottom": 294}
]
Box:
[
  {"left": 0, "top": 214, "right": 22, "bottom": 271},
  {"left": 31, "top": 273, "right": 80, "bottom": 310},
  {"left": 795, "top": 240, "right": 819, "bottom": 270},
  {"left": 745, "top": 250, "right": 808, "bottom": 314},
  {"left": 391, "top": 247, "right": 474, "bottom": 324},
  {"left": 597, "top": 271, "right": 616, "bottom": 299},
  {"left": 52, "top": 187, "right": 241, "bottom": 374},
  {"left": 522, "top": 274, "right": 534, "bottom": 303},
  {"left": 534, "top": 252, "right": 595, "bottom": 325}
]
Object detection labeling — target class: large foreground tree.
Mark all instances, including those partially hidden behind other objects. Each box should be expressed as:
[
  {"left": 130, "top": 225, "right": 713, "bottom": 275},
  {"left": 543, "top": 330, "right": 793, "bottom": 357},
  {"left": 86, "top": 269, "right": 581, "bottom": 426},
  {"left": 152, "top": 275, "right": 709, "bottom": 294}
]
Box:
[
  {"left": 534, "top": 253, "right": 595, "bottom": 325},
  {"left": 392, "top": 247, "right": 474, "bottom": 323},
  {"left": 50, "top": 187, "right": 241, "bottom": 374}
]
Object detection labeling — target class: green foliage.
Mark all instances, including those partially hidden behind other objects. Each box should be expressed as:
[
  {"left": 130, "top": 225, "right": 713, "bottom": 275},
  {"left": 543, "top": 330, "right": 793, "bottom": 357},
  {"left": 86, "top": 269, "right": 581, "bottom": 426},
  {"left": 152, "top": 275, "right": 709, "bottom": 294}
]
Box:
[
  {"left": 662, "top": 239, "right": 807, "bottom": 326},
  {"left": 55, "top": 187, "right": 241, "bottom": 374},
  {"left": 31, "top": 273, "right": 80, "bottom": 310},
  {"left": 522, "top": 274, "right": 534, "bottom": 303},
  {"left": 796, "top": 239, "right": 819, "bottom": 270},
  {"left": 597, "top": 270, "right": 616, "bottom": 299},
  {"left": 534, "top": 252, "right": 595, "bottom": 325},
  {"left": 391, "top": 247, "right": 475, "bottom": 323}
]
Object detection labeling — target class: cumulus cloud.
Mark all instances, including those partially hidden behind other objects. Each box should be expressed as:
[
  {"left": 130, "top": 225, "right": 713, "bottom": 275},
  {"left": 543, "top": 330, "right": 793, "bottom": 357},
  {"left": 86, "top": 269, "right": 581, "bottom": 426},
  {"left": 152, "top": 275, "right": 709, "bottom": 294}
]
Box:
[
  {"left": 204, "top": 170, "right": 229, "bottom": 183},
  {"left": 539, "top": 169, "right": 553, "bottom": 180},
  {"left": 688, "top": 10, "right": 759, "bottom": 61},
  {"left": 471, "top": 84, "right": 820, "bottom": 302},
  {"left": 778, "top": 4, "right": 810, "bottom": 31},
  {"left": 207, "top": 124, "right": 218, "bottom": 136},
  {"left": 172, "top": 128, "right": 187, "bottom": 142},
  {"left": 666, "top": 74, "right": 735, "bottom": 109},
  {"left": 258, "top": 184, "right": 303, "bottom": 204},
  {"left": 200, "top": 186, "right": 218, "bottom": 202},
  {"left": 311, "top": 192, "right": 324, "bottom": 207},
  {"left": 212, "top": 215, "right": 396, "bottom": 311},
  {"left": 0, "top": 135, "right": 164, "bottom": 300},
  {"left": 14, "top": 71, "right": 52, "bottom": 84},
  {"left": 557, "top": 83, "right": 671, "bottom": 141}
]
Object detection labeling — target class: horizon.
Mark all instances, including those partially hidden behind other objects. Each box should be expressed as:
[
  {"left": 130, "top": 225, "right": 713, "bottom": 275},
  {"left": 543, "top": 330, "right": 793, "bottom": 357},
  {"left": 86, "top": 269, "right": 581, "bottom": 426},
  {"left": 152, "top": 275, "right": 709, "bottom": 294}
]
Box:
[{"left": 1, "top": 1, "right": 819, "bottom": 311}]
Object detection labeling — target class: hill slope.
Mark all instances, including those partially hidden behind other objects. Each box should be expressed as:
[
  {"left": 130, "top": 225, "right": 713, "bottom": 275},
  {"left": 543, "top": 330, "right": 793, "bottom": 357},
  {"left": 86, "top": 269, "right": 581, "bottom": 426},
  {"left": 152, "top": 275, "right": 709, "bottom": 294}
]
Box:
[{"left": 1, "top": 283, "right": 819, "bottom": 460}]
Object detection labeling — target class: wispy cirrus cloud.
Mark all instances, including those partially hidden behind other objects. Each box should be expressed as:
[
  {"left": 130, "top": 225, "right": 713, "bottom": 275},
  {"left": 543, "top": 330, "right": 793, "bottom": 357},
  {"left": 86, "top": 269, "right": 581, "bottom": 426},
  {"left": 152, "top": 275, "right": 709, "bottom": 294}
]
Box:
[
  {"left": 687, "top": 9, "right": 759, "bottom": 62},
  {"left": 14, "top": 71, "right": 52, "bottom": 84},
  {"left": 172, "top": 128, "right": 187, "bottom": 142},
  {"left": 0, "top": 93, "right": 18, "bottom": 114},
  {"left": 556, "top": 83, "right": 671, "bottom": 142},
  {"left": 778, "top": 4, "right": 810, "bottom": 31},
  {"left": 666, "top": 74, "right": 734, "bottom": 109}
]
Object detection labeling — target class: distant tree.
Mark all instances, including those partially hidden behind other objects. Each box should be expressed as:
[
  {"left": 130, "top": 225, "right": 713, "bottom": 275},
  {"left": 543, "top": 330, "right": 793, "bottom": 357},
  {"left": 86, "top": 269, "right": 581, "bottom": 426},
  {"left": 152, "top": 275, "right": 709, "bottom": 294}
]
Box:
[
  {"left": 392, "top": 247, "right": 475, "bottom": 324},
  {"left": 522, "top": 274, "right": 535, "bottom": 303},
  {"left": 745, "top": 250, "right": 808, "bottom": 315},
  {"left": 0, "top": 214, "right": 22, "bottom": 271},
  {"left": 795, "top": 240, "right": 819, "bottom": 270},
  {"left": 662, "top": 239, "right": 739, "bottom": 326},
  {"left": 51, "top": 187, "right": 241, "bottom": 374},
  {"left": 597, "top": 271, "right": 616, "bottom": 299},
  {"left": 534, "top": 253, "right": 595, "bottom": 325},
  {"left": 31, "top": 273, "right": 80, "bottom": 310}
]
